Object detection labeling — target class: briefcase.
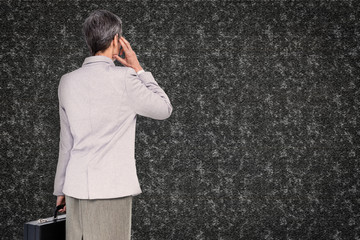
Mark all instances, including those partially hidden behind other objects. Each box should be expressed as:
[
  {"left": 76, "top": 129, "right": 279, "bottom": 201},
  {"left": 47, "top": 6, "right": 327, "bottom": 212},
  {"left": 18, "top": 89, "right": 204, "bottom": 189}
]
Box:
[{"left": 24, "top": 204, "right": 66, "bottom": 240}]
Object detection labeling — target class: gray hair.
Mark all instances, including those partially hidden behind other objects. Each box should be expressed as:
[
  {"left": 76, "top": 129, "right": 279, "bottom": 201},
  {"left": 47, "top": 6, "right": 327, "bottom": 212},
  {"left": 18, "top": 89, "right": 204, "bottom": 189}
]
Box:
[{"left": 82, "top": 10, "right": 122, "bottom": 56}]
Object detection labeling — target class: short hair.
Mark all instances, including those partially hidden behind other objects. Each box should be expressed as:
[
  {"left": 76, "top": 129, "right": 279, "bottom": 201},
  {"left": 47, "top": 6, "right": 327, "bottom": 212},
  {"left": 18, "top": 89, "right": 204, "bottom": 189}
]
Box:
[{"left": 82, "top": 10, "right": 122, "bottom": 56}]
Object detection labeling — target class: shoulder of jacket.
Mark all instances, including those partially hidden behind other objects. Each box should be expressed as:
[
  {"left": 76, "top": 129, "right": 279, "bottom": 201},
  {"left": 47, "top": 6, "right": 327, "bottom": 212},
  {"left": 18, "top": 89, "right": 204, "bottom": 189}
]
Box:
[
  {"left": 59, "top": 73, "right": 69, "bottom": 85},
  {"left": 113, "top": 66, "right": 135, "bottom": 74},
  {"left": 60, "top": 68, "right": 82, "bottom": 81}
]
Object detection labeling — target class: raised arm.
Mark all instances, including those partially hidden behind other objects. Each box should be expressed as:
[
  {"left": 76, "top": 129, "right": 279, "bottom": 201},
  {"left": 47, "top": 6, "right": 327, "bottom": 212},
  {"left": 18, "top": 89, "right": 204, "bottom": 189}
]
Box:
[
  {"left": 114, "top": 36, "right": 173, "bottom": 119},
  {"left": 125, "top": 68, "right": 172, "bottom": 119}
]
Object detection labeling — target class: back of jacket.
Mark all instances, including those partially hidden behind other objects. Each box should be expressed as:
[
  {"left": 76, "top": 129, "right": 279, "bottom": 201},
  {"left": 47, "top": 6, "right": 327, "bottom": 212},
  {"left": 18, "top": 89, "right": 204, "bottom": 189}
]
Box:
[{"left": 53, "top": 55, "right": 173, "bottom": 199}]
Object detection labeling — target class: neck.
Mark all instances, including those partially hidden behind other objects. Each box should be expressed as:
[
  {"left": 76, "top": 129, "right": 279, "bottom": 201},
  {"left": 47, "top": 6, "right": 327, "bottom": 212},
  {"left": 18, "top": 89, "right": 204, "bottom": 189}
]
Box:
[{"left": 95, "top": 49, "right": 114, "bottom": 61}]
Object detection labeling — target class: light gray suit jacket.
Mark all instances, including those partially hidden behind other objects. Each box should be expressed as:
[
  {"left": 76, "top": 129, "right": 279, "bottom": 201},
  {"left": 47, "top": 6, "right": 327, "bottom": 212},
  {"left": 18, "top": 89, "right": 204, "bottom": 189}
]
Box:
[{"left": 53, "top": 55, "right": 172, "bottom": 199}]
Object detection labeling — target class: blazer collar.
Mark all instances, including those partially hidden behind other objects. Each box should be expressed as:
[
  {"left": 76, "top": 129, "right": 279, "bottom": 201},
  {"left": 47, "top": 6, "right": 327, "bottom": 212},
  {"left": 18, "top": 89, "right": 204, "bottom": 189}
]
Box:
[{"left": 82, "top": 55, "right": 115, "bottom": 67}]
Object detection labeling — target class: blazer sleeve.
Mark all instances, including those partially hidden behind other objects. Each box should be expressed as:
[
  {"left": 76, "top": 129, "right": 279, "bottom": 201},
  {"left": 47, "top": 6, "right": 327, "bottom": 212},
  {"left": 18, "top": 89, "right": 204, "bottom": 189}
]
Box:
[
  {"left": 124, "top": 67, "right": 173, "bottom": 120},
  {"left": 53, "top": 82, "right": 73, "bottom": 196}
]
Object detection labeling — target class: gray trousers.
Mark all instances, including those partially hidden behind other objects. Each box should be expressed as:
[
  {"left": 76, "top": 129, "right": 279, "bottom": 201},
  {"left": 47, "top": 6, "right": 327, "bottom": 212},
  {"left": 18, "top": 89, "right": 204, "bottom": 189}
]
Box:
[{"left": 65, "top": 195, "right": 133, "bottom": 240}]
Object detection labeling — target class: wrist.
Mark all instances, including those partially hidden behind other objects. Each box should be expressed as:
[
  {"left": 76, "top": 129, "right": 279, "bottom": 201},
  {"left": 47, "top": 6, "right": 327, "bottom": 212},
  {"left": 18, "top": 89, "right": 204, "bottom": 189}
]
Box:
[{"left": 133, "top": 65, "right": 143, "bottom": 73}]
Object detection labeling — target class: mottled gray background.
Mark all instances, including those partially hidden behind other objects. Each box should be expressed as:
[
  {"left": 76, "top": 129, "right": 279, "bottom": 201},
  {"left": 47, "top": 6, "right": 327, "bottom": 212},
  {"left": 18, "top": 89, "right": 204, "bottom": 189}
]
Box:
[{"left": 1, "top": 0, "right": 359, "bottom": 239}]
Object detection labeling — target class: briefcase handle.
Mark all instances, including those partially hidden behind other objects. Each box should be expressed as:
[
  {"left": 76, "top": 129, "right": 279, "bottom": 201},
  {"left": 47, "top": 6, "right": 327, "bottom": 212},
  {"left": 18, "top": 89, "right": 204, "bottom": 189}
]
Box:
[{"left": 54, "top": 204, "right": 66, "bottom": 219}]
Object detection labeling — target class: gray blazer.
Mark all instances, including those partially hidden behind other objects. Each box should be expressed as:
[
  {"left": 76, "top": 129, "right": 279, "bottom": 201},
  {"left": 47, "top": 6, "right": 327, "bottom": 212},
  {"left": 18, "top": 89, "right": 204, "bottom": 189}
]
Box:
[{"left": 53, "top": 55, "right": 172, "bottom": 199}]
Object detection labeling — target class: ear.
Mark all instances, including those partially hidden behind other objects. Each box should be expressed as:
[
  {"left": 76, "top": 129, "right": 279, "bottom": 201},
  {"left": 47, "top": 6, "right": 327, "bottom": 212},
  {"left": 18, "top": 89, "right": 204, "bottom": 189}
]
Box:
[{"left": 112, "top": 34, "right": 119, "bottom": 46}]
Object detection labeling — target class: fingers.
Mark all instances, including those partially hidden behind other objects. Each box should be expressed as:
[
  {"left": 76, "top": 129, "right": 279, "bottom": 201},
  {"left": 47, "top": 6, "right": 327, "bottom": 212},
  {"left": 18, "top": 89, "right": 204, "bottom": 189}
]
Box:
[
  {"left": 58, "top": 206, "right": 66, "bottom": 213},
  {"left": 120, "top": 37, "right": 133, "bottom": 51},
  {"left": 120, "top": 37, "right": 131, "bottom": 50},
  {"left": 56, "top": 195, "right": 66, "bottom": 213},
  {"left": 114, "top": 37, "right": 138, "bottom": 68},
  {"left": 119, "top": 37, "right": 127, "bottom": 50},
  {"left": 119, "top": 38, "right": 128, "bottom": 52}
]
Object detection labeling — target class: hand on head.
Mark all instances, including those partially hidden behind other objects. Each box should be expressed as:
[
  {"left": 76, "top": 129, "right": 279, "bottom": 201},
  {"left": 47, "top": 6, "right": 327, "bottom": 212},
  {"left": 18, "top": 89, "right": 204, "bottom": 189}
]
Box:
[{"left": 113, "top": 36, "right": 143, "bottom": 73}]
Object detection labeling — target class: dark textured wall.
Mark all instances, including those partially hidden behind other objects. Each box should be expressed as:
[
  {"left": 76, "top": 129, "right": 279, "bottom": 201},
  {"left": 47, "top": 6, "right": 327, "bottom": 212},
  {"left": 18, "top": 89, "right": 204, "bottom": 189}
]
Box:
[{"left": 1, "top": 0, "right": 359, "bottom": 239}]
